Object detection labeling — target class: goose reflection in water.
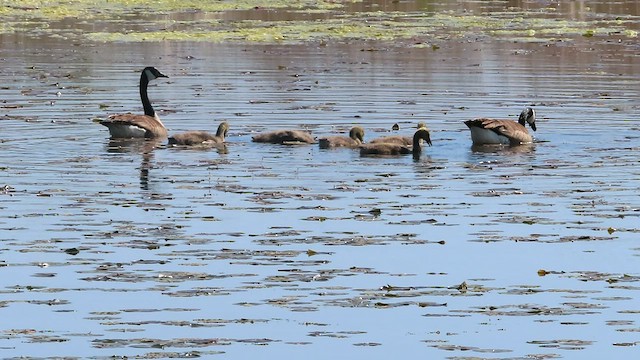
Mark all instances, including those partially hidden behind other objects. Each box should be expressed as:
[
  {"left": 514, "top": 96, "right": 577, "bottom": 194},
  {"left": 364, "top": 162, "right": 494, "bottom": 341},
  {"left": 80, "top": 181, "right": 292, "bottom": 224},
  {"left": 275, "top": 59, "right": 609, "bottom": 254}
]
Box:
[
  {"left": 105, "top": 138, "right": 163, "bottom": 191},
  {"left": 470, "top": 143, "right": 536, "bottom": 155}
]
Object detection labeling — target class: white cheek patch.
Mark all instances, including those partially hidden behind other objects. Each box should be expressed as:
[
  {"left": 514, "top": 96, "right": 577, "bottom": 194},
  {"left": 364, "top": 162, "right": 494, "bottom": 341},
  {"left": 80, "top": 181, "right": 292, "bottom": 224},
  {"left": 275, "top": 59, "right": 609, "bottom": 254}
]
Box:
[{"left": 144, "top": 69, "right": 156, "bottom": 81}]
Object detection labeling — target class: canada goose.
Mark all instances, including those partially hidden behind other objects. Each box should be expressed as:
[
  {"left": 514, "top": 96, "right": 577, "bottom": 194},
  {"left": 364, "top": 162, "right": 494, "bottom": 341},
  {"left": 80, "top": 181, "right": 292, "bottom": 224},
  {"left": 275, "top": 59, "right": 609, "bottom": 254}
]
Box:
[
  {"left": 252, "top": 129, "right": 315, "bottom": 144},
  {"left": 464, "top": 107, "right": 536, "bottom": 145},
  {"left": 360, "top": 128, "right": 431, "bottom": 156},
  {"left": 168, "top": 122, "right": 229, "bottom": 146},
  {"left": 319, "top": 126, "right": 365, "bottom": 148},
  {"left": 370, "top": 122, "right": 430, "bottom": 146},
  {"left": 100, "top": 67, "right": 168, "bottom": 139}
]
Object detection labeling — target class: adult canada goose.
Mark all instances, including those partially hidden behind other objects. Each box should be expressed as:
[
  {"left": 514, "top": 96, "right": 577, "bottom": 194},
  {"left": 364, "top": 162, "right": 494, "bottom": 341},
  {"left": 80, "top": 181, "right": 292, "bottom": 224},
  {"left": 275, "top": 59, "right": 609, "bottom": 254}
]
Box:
[
  {"left": 370, "top": 122, "right": 430, "bottom": 145},
  {"left": 319, "top": 126, "right": 365, "bottom": 148},
  {"left": 100, "top": 67, "right": 168, "bottom": 139},
  {"left": 360, "top": 128, "right": 432, "bottom": 156},
  {"left": 168, "top": 122, "right": 229, "bottom": 146},
  {"left": 464, "top": 107, "right": 536, "bottom": 146},
  {"left": 252, "top": 129, "right": 315, "bottom": 144}
]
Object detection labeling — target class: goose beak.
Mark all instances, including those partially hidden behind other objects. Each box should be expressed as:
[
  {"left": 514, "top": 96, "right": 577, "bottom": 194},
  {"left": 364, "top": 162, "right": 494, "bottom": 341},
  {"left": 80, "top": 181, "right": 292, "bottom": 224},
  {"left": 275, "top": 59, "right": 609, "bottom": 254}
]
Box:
[{"left": 530, "top": 122, "right": 536, "bottom": 132}]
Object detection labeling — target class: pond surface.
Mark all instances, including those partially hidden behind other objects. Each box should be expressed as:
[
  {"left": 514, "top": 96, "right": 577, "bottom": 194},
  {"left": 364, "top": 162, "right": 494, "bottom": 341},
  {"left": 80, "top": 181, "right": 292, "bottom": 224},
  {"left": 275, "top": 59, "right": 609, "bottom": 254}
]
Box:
[{"left": 1, "top": 1, "right": 640, "bottom": 359}]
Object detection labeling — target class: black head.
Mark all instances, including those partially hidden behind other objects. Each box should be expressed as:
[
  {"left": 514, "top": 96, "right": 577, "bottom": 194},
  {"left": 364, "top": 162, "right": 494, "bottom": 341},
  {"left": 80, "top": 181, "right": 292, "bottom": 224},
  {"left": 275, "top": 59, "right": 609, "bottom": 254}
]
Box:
[
  {"left": 518, "top": 107, "right": 536, "bottom": 131},
  {"left": 217, "top": 122, "right": 230, "bottom": 138},
  {"left": 142, "top": 67, "right": 168, "bottom": 81}
]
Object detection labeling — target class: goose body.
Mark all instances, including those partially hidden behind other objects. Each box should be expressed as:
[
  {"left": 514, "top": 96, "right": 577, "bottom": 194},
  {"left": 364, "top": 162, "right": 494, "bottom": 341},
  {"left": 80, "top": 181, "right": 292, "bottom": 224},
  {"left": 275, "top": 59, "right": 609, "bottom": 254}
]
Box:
[
  {"left": 360, "top": 128, "right": 431, "bottom": 156},
  {"left": 169, "top": 122, "right": 229, "bottom": 146},
  {"left": 100, "top": 67, "right": 168, "bottom": 139},
  {"left": 370, "top": 122, "right": 429, "bottom": 145},
  {"left": 370, "top": 135, "right": 412, "bottom": 146},
  {"left": 319, "top": 126, "right": 364, "bottom": 148},
  {"left": 252, "top": 129, "right": 315, "bottom": 144},
  {"left": 464, "top": 107, "right": 536, "bottom": 146},
  {"left": 360, "top": 143, "right": 412, "bottom": 155}
]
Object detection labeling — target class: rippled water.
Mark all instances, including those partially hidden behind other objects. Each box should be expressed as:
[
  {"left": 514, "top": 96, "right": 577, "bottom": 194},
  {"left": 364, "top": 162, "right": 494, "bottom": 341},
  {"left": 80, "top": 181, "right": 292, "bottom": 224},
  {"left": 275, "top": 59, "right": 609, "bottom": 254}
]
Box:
[{"left": 2, "top": 2, "right": 640, "bottom": 359}]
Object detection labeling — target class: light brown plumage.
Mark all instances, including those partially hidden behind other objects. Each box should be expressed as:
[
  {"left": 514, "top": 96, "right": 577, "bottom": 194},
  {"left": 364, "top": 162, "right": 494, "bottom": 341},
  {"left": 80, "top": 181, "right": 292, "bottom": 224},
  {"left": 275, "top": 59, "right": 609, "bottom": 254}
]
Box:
[
  {"left": 319, "top": 126, "right": 365, "bottom": 149},
  {"left": 100, "top": 67, "right": 169, "bottom": 139},
  {"left": 169, "top": 122, "right": 229, "bottom": 146},
  {"left": 370, "top": 135, "right": 413, "bottom": 146},
  {"left": 252, "top": 129, "right": 315, "bottom": 144},
  {"left": 370, "top": 122, "right": 430, "bottom": 146},
  {"left": 464, "top": 107, "right": 536, "bottom": 146},
  {"left": 360, "top": 128, "right": 432, "bottom": 156}
]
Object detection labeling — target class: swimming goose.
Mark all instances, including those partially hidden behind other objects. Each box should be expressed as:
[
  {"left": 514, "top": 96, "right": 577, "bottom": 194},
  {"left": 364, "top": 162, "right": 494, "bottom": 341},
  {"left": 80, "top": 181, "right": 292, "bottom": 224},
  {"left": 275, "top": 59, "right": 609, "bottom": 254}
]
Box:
[
  {"left": 464, "top": 107, "right": 536, "bottom": 145},
  {"left": 370, "top": 122, "right": 430, "bottom": 145},
  {"left": 252, "top": 129, "right": 315, "bottom": 144},
  {"left": 319, "top": 126, "right": 365, "bottom": 148},
  {"left": 168, "top": 122, "right": 229, "bottom": 146},
  {"left": 100, "top": 67, "right": 168, "bottom": 139},
  {"left": 360, "top": 128, "right": 432, "bottom": 156}
]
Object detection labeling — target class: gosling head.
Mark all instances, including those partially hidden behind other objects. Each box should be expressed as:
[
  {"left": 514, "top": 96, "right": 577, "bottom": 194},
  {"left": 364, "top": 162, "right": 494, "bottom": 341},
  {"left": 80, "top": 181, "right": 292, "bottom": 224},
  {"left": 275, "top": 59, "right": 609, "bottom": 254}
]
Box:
[
  {"left": 217, "top": 121, "right": 230, "bottom": 138},
  {"left": 349, "top": 126, "right": 365, "bottom": 144}
]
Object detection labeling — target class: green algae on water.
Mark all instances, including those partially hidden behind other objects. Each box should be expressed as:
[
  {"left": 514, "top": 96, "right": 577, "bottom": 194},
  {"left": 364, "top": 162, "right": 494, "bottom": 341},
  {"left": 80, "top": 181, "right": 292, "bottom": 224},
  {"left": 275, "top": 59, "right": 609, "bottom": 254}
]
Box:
[{"left": 1, "top": 1, "right": 639, "bottom": 44}]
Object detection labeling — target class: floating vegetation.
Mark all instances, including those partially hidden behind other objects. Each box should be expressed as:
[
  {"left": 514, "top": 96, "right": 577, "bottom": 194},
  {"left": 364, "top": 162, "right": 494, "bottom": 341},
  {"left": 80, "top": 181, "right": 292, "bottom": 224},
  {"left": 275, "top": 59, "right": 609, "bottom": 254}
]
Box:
[
  {"left": 0, "top": 1, "right": 637, "bottom": 44},
  {"left": 2, "top": 1, "right": 640, "bottom": 359},
  {"left": 528, "top": 339, "right": 595, "bottom": 350}
]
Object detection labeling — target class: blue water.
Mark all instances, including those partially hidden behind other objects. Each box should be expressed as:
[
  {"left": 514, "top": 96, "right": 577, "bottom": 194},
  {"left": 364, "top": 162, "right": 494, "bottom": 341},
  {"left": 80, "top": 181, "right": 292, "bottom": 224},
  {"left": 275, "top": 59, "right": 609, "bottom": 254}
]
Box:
[{"left": 2, "top": 6, "right": 640, "bottom": 359}]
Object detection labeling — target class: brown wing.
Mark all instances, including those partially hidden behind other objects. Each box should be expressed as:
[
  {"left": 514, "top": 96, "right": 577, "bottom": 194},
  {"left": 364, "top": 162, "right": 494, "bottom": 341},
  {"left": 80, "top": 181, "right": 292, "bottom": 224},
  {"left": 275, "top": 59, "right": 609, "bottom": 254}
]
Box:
[
  {"left": 465, "top": 118, "right": 532, "bottom": 144},
  {"left": 104, "top": 113, "right": 168, "bottom": 138}
]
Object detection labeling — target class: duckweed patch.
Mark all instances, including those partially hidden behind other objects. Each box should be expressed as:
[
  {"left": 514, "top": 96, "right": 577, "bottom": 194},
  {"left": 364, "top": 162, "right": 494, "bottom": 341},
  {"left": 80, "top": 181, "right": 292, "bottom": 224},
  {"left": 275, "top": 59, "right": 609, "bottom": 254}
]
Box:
[
  {"left": 84, "top": 14, "right": 636, "bottom": 45},
  {"left": 1, "top": 0, "right": 352, "bottom": 20},
  {"left": 1, "top": 1, "right": 638, "bottom": 45}
]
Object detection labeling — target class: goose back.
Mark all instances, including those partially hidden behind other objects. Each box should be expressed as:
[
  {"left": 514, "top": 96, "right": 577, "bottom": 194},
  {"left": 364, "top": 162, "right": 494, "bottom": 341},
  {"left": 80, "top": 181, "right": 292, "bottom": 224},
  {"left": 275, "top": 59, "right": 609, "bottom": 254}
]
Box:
[{"left": 252, "top": 130, "right": 315, "bottom": 144}]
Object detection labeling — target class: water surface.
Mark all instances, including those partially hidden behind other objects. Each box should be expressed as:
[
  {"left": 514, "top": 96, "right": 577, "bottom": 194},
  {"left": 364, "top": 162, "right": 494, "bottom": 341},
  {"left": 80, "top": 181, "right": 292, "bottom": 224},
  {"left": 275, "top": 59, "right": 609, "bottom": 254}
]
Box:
[{"left": 1, "top": 1, "right": 640, "bottom": 359}]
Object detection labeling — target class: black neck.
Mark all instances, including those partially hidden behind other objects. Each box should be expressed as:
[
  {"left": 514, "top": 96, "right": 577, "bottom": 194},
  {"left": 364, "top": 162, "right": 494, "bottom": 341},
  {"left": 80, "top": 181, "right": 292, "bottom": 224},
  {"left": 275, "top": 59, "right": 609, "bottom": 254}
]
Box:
[
  {"left": 412, "top": 132, "right": 422, "bottom": 153},
  {"left": 140, "top": 73, "right": 155, "bottom": 117}
]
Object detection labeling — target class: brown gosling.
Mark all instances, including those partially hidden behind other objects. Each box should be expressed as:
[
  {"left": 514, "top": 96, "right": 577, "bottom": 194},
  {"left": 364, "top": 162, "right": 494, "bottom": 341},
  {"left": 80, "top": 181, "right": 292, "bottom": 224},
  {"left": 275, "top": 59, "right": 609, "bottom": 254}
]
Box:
[
  {"left": 252, "top": 129, "right": 315, "bottom": 144},
  {"left": 168, "top": 121, "right": 229, "bottom": 146},
  {"left": 370, "top": 122, "right": 430, "bottom": 146},
  {"left": 318, "top": 126, "right": 365, "bottom": 149},
  {"left": 464, "top": 107, "right": 536, "bottom": 146},
  {"left": 100, "top": 67, "right": 169, "bottom": 139},
  {"left": 360, "top": 128, "right": 432, "bottom": 156}
]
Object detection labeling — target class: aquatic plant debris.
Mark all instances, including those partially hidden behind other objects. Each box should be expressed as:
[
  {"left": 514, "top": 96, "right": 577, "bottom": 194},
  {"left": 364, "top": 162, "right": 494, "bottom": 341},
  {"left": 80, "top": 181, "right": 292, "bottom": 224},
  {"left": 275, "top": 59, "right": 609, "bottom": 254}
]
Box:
[
  {"left": 2, "top": 1, "right": 640, "bottom": 359},
  {"left": 0, "top": 1, "right": 638, "bottom": 45}
]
